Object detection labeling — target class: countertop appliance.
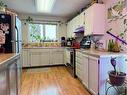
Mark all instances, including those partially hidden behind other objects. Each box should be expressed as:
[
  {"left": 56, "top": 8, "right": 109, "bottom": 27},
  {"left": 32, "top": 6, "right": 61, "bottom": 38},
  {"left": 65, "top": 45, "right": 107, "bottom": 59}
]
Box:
[
  {"left": 65, "top": 48, "right": 76, "bottom": 78},
  {"left": 61, "top": 37, "right": 66, "bottom": 47},
  {"left": 66, "top": 38, "right": 74, "bottom": 47},
  {"left": 80, "top": 36, "right": 91, "bottom": 49},
  {"left": 0, "top": 14, "right": 22, "bottom": 53}
]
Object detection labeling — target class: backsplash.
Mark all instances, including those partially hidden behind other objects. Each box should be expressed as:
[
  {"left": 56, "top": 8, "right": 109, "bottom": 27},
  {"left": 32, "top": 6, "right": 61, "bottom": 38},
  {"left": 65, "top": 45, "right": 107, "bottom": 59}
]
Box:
[{"left": 22, "top": 42, "right": 61, "bottom": 47}]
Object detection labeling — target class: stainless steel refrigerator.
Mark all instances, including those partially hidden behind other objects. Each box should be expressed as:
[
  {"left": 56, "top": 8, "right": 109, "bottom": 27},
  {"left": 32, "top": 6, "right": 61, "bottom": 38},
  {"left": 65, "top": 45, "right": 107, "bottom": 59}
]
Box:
[
  {"left": 0, "top": 14, "right": 22, "bottom": 95},
  {"left": 0, "top": 14, "right": 22, "bottom": 53}
]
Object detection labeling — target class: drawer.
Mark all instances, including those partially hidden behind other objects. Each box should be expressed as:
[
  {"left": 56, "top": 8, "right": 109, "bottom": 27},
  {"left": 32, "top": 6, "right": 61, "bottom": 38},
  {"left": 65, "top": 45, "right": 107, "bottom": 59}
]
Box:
[
  {"left": 76, "top": 68, "right": 82, "bottom": 79},
  {"left": 76, "top": 52, "right": 83, "bottom": 59},
  {"left": 76, "top": 57, "right": 82, "bottom": 63},
  {"left": 76, "top": 62, "right": 82, "bottom": 70}
]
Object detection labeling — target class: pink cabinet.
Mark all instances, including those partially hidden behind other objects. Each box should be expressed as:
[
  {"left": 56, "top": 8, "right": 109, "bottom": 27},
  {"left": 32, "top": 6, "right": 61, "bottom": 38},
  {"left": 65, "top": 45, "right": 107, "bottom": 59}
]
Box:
[{"left": 85, "top": 3, "right": 105, "bottom": 35}]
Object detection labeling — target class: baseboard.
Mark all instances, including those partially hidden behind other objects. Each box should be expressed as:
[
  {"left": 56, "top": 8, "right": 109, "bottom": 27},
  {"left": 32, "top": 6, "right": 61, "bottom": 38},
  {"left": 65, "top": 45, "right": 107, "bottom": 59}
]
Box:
[{"left": 22, "top": 64, "right": 65, "bottom": 69}]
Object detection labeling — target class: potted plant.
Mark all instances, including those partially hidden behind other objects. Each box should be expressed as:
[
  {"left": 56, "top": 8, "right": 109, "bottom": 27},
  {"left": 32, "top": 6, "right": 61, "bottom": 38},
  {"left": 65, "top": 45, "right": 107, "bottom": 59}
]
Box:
[{"left": 108, "top": 57, "right": 126, "bottom": 86}]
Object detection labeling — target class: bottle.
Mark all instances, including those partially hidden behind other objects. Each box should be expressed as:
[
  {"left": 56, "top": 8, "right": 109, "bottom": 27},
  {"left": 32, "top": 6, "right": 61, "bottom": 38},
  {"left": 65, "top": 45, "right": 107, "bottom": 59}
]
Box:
[
  {"left": 108, "top": 40, "right": 111, "bottom": 51},
  {"left": 111, "top": 39, "right": 114, "bottom": 51},
  {"left": 112, "top": 40, "right": 120, "bottom": 52}
]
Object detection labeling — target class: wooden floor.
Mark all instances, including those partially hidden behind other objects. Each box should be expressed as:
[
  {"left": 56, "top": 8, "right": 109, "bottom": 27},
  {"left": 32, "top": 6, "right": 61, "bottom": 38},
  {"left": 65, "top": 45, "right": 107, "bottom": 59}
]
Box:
[{"left": 21, "top": 66, "right": 91, "bottom": 95}]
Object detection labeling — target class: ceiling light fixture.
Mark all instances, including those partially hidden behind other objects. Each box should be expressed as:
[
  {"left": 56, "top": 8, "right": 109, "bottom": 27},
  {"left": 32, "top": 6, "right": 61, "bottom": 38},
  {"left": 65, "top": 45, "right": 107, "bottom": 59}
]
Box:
[{"left": 36, "top": 0, "right": 56, "bottom": 13}]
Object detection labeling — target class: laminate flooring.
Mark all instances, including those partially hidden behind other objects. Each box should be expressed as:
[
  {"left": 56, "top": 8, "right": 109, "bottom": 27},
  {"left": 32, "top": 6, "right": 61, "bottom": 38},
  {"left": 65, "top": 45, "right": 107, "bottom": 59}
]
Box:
[{"left": 21, "top": 66, "right": 91, "bottom": 95}]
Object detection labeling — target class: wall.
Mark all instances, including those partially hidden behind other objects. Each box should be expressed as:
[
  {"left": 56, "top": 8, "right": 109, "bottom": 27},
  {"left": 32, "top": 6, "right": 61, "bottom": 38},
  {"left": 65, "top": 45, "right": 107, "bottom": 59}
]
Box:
[
  {"left": 19, "top": 14, "right": 68, "bottom": 43},
  {"left": 102, "top": 0, "right": 127, "bottom": 51}
]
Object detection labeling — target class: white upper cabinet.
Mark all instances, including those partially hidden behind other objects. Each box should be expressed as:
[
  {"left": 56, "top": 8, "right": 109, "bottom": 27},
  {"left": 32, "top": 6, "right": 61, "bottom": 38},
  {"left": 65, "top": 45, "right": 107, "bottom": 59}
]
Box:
[
  {"left": 79, "top": 11, "right": 85, "bottom": 27},
  {"left": 67, "top": 13, "right": 85, "bottom": 37},
  {"left": 85, "top": 3, "right": 105, "bottom": 35}
]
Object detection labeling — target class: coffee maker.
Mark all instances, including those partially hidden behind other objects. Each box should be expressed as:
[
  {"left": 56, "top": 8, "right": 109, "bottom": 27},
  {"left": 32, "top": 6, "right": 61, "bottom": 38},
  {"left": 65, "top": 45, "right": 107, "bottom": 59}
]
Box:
[{"left": 61, "top": 37, "right": 66, "bottom": 47}]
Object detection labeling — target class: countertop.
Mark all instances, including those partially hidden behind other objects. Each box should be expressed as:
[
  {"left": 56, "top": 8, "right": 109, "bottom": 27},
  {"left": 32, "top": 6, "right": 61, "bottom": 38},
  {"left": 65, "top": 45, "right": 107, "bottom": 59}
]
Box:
[
  {"left": 0, "top": 53, "right": 20, "bottom": 70},
  {"left": 23, "top": 46, "right": 127, "bottom": 58},
  {"left": 76, "top": 49, "right": 127, "bottom": 58}
]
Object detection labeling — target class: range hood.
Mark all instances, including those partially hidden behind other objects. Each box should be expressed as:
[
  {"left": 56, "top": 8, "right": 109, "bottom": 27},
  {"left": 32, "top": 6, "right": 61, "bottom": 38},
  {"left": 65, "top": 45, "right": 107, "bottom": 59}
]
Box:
[{"left": 74, "top": 26, "right": 84, "bottom": 33}]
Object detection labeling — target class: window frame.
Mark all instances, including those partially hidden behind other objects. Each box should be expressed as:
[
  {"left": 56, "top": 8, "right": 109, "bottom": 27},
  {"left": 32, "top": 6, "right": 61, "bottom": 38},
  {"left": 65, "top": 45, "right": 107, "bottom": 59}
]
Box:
[{"left": 28, "top": 22, "right": 58, "bottom": 42}]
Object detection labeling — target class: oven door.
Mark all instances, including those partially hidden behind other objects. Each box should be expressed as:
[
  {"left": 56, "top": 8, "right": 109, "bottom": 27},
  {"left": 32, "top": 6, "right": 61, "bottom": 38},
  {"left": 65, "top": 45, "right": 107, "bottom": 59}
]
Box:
[{"left": 65, "top": 49, "right": 76, "bottom": 77}]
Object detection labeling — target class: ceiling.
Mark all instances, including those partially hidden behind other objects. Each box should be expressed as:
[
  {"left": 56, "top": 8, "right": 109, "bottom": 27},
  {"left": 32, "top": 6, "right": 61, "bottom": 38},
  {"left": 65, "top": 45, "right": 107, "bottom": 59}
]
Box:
[{"left": 2, "top": 0, "right": 91, "bottom": 18}]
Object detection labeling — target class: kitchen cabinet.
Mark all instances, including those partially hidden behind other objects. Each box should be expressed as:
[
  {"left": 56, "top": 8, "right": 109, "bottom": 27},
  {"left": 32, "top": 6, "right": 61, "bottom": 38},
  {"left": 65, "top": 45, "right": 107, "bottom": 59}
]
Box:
[
  {"left": 22, "top": 48, "right": 65, "bottom": 67},
  {"left": 22, "top": 49, "right": 30, "bottom": 67},
  {"left": 67, "top": 10, "right": 85, "bottom": 37},
  {"left": 51, "top": 49, "right": 64, "bottom": 65},
  {"left": 76, "top": 51, "right": 89, "bottom": 88},
  {"left": 82, "top": 54, "right": 89, "bottom": 88},
  {"left": 85, "top": 3, "right": 105, "bottom": 35},
  {"left": 76, "top": 51, "right": 83, "bottom": 81},
  {"left": 29, "top": 49, "right": 50, "bottom": 66},
  {"left": 88, "top": 56, "right": 99, "bottom": 95},
  {"left": 79, "top": 11, "right": 85, "bottom": 27}
]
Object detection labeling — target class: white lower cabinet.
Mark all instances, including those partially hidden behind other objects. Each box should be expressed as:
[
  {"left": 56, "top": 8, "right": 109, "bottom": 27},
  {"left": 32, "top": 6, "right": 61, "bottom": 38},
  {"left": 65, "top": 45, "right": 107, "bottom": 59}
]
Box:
[
  {"left": 29, "top": 49, "right": 50, "bottom": 66},
  {"left": 82, "top": 55, "right": 89, "bottom": 88},
  {"left": 88, "top": 56, "right": 99, "bottom": 95},
  {"left": 51, "top": 49, "right": 64, "bottom": 65},
  {"left": 76, "top": 51, "right": 84, "bottom": 81},
  {"left": 30, "top": 52, "right": 41, "bottom": 66},
  {"left": 22, "top": 48, "right": 64, "bottom": 67},
  {"left": 76, "top": 50, "right": 99, "bottom": 95},
  {"left": 22, "top": 49, "right": 30, "bottom": 67},
  {"left": 40, "top": 52, "right": 50, "bottom": 66}
]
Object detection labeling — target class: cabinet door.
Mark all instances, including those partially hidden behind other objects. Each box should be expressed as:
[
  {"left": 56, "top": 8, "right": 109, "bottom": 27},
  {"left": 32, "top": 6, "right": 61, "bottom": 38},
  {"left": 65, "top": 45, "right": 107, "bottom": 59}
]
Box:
[
  {"left": 52, "top": 53, "right": 64, "bottom": 65},
  {"left": 82, "top": 55, "right": 89, "bottom": 88},
  {"left": 51, "top": 49, "right": 64, "bottom": 65},
  {"left": 85, "top": 6, "right": 93, "bottom": 35},
  {"left": 76, "top": 52, "right": 83, "bottom": 80},
  {"left": 30, "top": 52, "right": 41, "bottom": 66},
  {"left": 40, "top": 52, "right": 50, "bottom": 66},
  {"left": 22, "top": 49, "right": 30, "bottom": 67},
  {"left": 9, "top": 62, "right": 18, "bottom": 95},
  {"left": 0, "top": 70, "right": 8, "bottom": 95},
  {"left": 88, "top": 56, "right": 99, "bottom": 95},
  {"left": 80, "top": 11, "right": 85, "bottom": 26}
]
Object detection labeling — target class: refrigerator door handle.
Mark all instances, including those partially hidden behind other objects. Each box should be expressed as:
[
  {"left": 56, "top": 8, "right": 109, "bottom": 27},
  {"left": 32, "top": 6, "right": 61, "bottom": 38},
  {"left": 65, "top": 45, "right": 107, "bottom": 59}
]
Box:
[{"left": 11, "top": 40, "right": 18, "bottom": 42}]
